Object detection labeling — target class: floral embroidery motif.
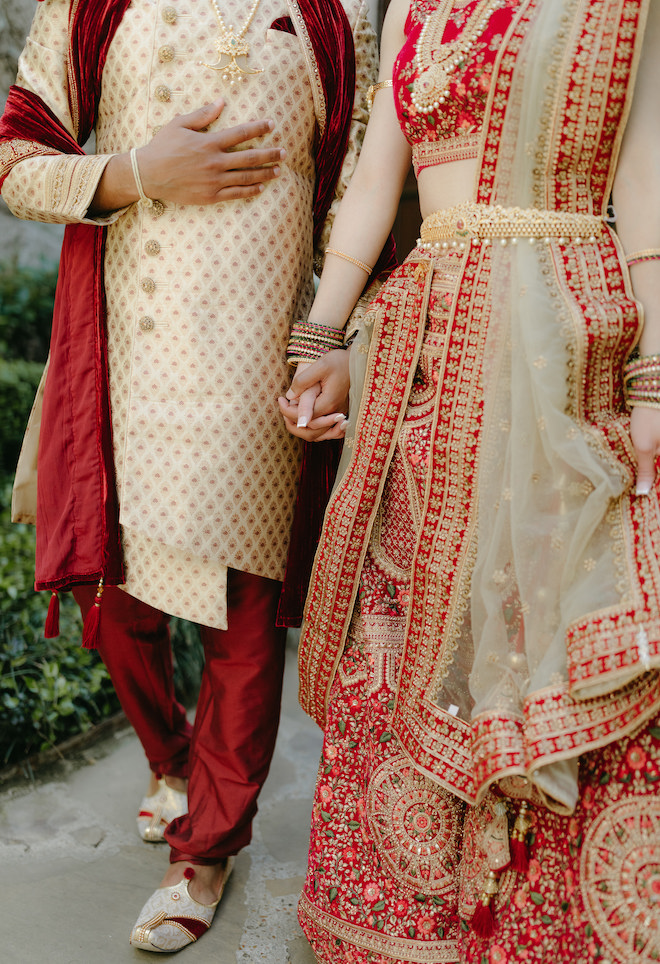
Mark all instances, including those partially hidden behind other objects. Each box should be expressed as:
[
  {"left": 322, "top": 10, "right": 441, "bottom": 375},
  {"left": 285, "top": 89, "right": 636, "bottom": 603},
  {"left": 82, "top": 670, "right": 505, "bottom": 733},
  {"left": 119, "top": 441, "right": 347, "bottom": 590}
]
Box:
[
  {"left": 580, "top": 797, "right": 660, "bottom": 962},
  {"left": 367, "top": 753, "right": 462, "bottom": 895}
]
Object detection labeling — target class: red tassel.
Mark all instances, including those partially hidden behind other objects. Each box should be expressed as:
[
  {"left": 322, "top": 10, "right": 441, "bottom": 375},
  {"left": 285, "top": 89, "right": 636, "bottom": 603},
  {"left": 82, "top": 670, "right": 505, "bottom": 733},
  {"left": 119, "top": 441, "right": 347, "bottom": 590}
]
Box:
[
  {"left": 510, "top": 838, "right": 529, "bottom": 873},
  {"left": 470, "top": 869, "right": 499, "bottom": 938},
  {"left": 82, "top": 579, "right": 104, "bottom": 649},
  {"left": 471, "top": 900, "right": 497, "bottom": 938},
  {"left": 510, "top": 800, "right": 532, "bottom": 873},
  {"left": 44, "top": 591, "right": 60, "bottom": 638}
]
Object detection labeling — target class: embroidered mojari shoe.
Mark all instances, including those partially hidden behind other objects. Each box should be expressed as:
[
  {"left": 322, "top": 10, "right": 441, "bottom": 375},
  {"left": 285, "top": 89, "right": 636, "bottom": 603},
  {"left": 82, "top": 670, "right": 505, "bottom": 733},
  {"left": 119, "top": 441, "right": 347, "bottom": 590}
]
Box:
[
  {"left": 129, "top": 860, "right": 234, "bottom": 953},
  {"left": 137, "top": 778, "right": 188, "bottom": 843}
]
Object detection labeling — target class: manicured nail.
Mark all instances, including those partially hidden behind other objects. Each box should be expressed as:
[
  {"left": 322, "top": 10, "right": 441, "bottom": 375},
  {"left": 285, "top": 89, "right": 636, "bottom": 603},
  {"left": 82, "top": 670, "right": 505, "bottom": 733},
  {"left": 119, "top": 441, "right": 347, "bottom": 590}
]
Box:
[
  {"left": 279, "top": 149, "right": 287, "bottom": 159},
  {"left": 272, "top": 166, "right": 280, "bottom": 177},
  {"left": 636, "top": 481, "right": 652, "bottom": 496},
  {"left": 297, "top": 416, "right": 308, "bottom": 428},
  {"left": 333, "top": 413, "right": 345, "bottom": 422},
  {"left": 339, "top": 420, "right": 348, "bottom": 431}
]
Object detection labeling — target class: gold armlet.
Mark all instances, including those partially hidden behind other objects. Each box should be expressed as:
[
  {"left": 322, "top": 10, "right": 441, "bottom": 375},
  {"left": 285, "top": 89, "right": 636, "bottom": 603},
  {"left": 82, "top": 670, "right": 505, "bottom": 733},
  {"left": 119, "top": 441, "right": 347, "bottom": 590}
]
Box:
[{"left": 366, "top": 79, "right": 393, "bottom": 111}]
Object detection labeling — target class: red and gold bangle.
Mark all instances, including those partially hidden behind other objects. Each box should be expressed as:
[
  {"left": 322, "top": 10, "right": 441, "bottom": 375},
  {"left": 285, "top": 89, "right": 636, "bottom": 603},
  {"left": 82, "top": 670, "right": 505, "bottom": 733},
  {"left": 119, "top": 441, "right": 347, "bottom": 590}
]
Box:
[
  {"left": 625, "top": 248, "right": 660, "bottom": 267},
  {"left": 286, "top": 320, "right": 345, "bottom": 367}
]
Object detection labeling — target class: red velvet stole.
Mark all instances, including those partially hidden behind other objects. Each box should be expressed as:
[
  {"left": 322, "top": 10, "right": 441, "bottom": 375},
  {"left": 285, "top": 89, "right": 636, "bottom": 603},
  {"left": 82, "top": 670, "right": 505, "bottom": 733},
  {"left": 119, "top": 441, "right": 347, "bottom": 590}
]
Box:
[
  {"left": 0, "top": 0, "right": 386, "bottom": 607},
  {"left": 0, "top": 0, "right": 132, "bottom": 591}
]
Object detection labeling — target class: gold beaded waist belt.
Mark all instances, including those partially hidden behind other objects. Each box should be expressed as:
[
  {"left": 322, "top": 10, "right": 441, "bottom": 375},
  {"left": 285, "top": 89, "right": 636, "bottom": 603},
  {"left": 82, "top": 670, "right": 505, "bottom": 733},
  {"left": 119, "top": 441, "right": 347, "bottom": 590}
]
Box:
[{"left": 418, "top": 202, "right": 604, "bottom": 250}]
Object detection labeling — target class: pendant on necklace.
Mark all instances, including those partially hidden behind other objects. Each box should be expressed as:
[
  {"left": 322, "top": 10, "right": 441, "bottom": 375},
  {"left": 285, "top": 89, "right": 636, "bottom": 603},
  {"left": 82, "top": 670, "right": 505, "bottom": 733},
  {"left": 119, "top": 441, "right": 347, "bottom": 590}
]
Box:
[{"left": 200, "top": 28, "right": 264, "bottom": 81}]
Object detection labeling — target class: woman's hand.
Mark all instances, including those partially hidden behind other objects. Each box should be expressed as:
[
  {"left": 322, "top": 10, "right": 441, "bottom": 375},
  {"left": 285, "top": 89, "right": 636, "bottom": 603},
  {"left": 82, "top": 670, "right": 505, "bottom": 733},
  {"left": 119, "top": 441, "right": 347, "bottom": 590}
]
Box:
[
  {"left": 630, "top": 405, "right": 660, "bottom": 494},
  {"left": 278, "top": 350, "right": 351, "bottom": 441}
]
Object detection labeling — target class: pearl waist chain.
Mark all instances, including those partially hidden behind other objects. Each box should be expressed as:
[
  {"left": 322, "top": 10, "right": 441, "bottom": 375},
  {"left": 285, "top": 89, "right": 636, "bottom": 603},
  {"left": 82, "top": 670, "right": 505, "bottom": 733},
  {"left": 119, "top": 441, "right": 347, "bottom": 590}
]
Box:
[{"left": 418, "top": 201, "right": 605, "bottom": 250}]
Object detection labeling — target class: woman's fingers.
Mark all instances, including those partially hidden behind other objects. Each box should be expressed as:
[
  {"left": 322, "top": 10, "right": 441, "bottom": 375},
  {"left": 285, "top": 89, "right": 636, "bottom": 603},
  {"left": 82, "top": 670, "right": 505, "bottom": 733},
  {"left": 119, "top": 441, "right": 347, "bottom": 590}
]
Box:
[{"left": 631, "top": 406, "right": 660, "bottom": 495}]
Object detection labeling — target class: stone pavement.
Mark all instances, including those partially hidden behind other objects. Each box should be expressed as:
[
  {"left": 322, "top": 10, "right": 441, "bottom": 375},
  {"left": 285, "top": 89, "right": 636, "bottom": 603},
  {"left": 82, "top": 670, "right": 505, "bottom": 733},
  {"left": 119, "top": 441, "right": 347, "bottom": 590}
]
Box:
[{"left": 0, "top": 638, "right": 321, "bottom": 963}]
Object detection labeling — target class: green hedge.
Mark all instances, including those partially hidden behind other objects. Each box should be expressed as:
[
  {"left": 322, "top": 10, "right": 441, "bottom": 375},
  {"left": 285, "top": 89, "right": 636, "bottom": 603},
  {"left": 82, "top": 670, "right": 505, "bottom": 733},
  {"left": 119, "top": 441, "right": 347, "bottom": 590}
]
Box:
[{"left": 0, "top": 262, "right": 203, "bottom": 768}]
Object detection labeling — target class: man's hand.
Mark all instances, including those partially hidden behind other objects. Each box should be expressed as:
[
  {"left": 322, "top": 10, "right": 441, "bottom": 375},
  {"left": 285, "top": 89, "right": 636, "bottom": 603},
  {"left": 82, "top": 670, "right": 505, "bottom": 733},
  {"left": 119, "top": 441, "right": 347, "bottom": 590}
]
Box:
[
  {"left": 90, "top": 99, "right": 285, "bottom": 213},
  {"left": 140, "top": 100, "right": 285, "bottom": 203}
]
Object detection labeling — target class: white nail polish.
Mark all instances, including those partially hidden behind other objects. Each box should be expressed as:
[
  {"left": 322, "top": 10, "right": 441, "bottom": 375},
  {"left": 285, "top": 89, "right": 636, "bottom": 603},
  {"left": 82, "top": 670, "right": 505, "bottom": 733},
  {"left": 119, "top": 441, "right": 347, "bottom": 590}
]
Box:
[
  {"left": 636, "top": 482, "right": 652, "bottom": 496},
  {"left": 339, "top": 419, "right": 348, "bottom": 431},
  {"left": 297, "top": 417, "right": 308, "bottom": 428}
]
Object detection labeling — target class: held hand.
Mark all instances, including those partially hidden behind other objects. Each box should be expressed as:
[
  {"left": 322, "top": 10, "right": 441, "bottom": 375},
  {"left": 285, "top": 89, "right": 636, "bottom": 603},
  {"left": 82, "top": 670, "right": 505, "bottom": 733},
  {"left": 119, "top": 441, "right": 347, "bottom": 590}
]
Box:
[
  {"left": 630, "top": 405, "right": 660, "bottom": 495},
  {"left": 278, "top": 351, "right": 351, "bottom": 441},
  {"left": 137, "top": 99, "right": 285, "bottom": 204}
]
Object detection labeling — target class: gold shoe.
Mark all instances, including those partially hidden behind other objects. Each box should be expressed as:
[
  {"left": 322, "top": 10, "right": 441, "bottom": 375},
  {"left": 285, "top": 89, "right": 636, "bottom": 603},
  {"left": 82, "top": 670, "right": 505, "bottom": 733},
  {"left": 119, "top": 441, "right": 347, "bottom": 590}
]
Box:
[
  {"left": 129, "top": 859, "right": 234, "bottom": 953},
  {"left": 137, "top": 778, "right": 188, "bottom": 843}
]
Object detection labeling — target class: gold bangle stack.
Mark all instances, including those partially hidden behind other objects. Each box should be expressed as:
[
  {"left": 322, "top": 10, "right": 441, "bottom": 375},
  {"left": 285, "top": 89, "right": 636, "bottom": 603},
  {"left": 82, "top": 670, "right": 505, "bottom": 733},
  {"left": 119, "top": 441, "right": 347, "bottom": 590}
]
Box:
[
  {"left": 286, "top": 320, "right": 345, "bottom": 367},
  {"left": 623, "top": 353, "right": 660, "bottom": 409},
  {"left": 325, "top": 248, "right": 373, "bottom": 275}
]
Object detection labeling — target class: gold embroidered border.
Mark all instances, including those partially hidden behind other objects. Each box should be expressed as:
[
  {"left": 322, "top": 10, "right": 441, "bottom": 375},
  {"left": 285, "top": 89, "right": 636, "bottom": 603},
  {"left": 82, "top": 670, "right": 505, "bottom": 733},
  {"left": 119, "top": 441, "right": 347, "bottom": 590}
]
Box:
[
  {"left": 411, "top": 134, "right": 480, "bottom": 176},
  {"left": 299, "top": 892, "right": 460, "bottom": 963},
  {"left": 392, "top": 244, "right": 492, "bottom": 804},
  {"left": 286, "top": 0, "right": 326, "bottom": 137},
  {"left": 0, "top": 140, "right": 56, "bottom": 181},
  {"left": 477, "top": 0, "right": 539, "bottom": 205},
  {"left": 471, "top": 672, "right": 660, "bottom": 802},
  {"left": 299, "top": 259, "right": 434, "bottom": 727}
]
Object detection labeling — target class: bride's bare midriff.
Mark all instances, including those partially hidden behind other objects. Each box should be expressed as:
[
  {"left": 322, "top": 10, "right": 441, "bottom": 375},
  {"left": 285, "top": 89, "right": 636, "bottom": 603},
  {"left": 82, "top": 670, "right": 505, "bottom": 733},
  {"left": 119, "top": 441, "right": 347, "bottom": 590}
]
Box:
[{"left": 417, "top": 157, "right": 478, "bottom": 219}]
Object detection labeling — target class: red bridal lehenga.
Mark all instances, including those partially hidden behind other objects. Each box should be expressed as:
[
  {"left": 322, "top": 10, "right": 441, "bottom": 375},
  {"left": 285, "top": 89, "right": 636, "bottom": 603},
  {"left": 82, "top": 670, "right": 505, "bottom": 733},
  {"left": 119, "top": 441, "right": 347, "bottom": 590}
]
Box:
[{"left": 297, "top": 0, "right": 660, "bottom": 962}]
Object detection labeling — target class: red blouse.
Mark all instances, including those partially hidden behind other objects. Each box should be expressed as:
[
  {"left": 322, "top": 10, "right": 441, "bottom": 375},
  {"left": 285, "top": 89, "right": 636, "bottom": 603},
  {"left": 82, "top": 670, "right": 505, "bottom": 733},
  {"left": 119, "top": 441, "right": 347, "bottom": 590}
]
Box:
[{"left": 393, "top": 0, "right": 520, "bottom": 175}]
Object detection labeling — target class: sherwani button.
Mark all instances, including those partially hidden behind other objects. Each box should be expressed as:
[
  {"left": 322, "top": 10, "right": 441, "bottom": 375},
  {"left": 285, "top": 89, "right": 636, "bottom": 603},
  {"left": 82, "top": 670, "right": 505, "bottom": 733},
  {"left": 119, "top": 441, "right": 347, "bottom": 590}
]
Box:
[
  {"left": 145, "top": 240, "right": 161, "bottom": 256},
  {"left": 141, "top": 278, "right": 156, "bottom": 294},
  {"left": 155, "top": 85, "right": 172, "bottom": 103},
  {"left": 139, "top": 316, "right": 155, "bottom": 332},
  {"left": 158, "top": 45, "right": 175, "bottom": 62},
  {"left": 162, "top": 6, "right": 177, "bottom": 23}
]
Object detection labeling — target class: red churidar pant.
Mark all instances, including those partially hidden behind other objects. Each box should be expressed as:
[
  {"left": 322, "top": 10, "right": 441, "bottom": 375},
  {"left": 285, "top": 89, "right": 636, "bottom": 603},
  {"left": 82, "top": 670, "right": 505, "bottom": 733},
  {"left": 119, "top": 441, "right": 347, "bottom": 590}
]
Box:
[{"left": 73, "top": 568, "right": 286, "bottom": 864}]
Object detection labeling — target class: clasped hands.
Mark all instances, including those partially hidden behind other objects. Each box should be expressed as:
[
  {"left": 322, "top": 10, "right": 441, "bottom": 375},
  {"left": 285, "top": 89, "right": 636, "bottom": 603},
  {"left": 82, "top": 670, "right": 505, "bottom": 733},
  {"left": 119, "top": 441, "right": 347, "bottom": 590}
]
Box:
[{"left": 278, "top": 349, "right": 351, "bottom": 442}]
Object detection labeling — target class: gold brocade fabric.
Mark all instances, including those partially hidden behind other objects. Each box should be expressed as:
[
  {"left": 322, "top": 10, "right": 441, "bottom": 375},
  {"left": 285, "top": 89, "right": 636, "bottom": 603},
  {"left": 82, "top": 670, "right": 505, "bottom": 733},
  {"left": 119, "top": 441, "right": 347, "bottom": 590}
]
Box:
[{"left": 3, "top": 0, "right": 377, "bottom": 627}]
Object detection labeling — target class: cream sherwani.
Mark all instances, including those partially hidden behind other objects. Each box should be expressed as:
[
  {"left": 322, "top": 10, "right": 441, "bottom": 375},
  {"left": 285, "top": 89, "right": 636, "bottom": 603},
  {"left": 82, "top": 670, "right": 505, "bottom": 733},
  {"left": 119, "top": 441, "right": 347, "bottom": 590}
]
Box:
[{"left": 4, "top": 0, "right": 377, "bottom": 628}]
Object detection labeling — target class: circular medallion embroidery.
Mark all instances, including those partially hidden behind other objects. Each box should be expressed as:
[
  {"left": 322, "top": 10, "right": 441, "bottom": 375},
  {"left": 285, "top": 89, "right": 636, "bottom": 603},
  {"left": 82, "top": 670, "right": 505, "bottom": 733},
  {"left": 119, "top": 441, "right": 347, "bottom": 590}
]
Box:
[
  {"left": 366, "top": 753, "right": 461, "bottom": 895},
  {"left": 580, "top": 797, "right": 660, "bottom": 962}
]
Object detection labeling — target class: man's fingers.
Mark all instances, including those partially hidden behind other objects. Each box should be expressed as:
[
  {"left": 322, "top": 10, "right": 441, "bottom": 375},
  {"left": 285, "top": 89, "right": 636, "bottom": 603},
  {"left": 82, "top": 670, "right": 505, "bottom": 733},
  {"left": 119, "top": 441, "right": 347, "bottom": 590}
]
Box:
[
  {"left": 217, "top": 117, "right": 276, "bottom": 149},
  {"left": 179, "top": 99, "right": 226, "bottom": 131}
]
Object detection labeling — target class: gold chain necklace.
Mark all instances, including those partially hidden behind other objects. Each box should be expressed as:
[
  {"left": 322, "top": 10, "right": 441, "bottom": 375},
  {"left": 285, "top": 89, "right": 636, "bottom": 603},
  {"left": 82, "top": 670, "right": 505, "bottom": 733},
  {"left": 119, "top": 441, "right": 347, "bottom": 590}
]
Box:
[
  {"left": 412, "top": 0, "right": 503, "bottom": 113},
  {"left": 199, "top": 0, "right": 264, "bottom": 83}
]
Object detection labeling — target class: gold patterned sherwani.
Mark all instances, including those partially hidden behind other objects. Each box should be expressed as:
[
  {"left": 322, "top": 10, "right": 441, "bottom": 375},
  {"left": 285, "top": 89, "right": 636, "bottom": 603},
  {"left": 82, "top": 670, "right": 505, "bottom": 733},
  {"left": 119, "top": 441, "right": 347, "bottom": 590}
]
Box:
[{"left": 4, "top": 0, "right": 377, "bottom": 628}]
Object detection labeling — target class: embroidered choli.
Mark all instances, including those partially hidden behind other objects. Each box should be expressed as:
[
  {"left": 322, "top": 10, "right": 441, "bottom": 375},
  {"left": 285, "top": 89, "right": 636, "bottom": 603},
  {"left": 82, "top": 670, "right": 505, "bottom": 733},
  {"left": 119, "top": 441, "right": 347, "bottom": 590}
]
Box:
[{"left": 393, "top": 0, "right": 519, "bottom": 175}]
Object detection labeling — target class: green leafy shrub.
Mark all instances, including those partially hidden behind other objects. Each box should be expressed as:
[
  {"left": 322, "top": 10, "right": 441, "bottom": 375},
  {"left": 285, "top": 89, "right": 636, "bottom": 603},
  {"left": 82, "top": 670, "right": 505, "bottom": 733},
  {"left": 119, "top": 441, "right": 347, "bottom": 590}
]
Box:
[
  {"left": 0, "top": 261, "right": 57, "bottom": 363},
  {"left": 0, "top": 260, "right": 55, "bottom": 476},
  {"left": 0, "top": 482, "right": 121, "bottom": 765}
]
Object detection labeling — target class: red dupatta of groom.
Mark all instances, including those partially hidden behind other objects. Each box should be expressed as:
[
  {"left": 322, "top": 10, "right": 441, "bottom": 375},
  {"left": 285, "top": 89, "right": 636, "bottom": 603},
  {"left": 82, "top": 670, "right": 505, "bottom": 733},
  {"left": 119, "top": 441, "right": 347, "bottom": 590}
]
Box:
[{"left": 0, "top": 0, "right": 379, "bottom": 612}]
